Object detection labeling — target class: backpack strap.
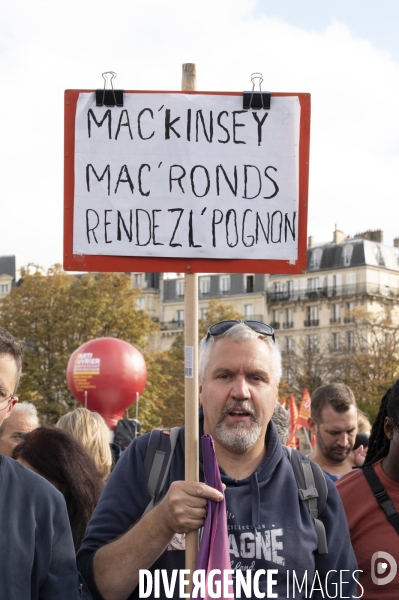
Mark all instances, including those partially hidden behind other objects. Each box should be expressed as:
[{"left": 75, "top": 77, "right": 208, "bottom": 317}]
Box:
[
  {"left": 143, "top": 427, "right": 180, "bottom": 515},
  {"left": 363, "top": 465, "right": 399, "bottom": 535},
  {"left": 284, "top": 446, "right": 328, "bottom": 554}
]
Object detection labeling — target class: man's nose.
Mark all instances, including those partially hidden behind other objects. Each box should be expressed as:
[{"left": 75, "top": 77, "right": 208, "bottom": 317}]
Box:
[
  {"left": 231, "top": 376, "right": 250, "bottom": 399},
  {"left": 336, "top": 432, "right": 349, "bottom": 446}
]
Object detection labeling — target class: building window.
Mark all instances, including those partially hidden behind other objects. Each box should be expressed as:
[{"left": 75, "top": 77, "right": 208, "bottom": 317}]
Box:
[
  {"left": 245, "top": 275, "right": 254, "bottom": 293},
  {"left": 136, "top": 297, "right": 144, "bottom": 310},
  {"left": 284, "top": 308, "right": 293, "bottom": 328},
  {"left": 346, "top": 272, "right": 356, "bottom": 294},
  {"left": 344, "top": 302, "right": 355, "bottom": 324},
  {"left": 244, "top": 304, "right": 253, "bottom": 318},
  {"left": 0, "top": 284, "right": 9, "bottom": 293},
  {"left": 273, "top": 282, "right": 281, "bottom": 300},
  {"left": 199, "top": 277, "right": 210, "bottom": 296},
  {"left": 342, "top": 244, "right": 354, "bottom": 266},
  {"left": 133, "top": 273, "right": 143, "bottom": 288},
  {"left": 305, "top": 306, "right": 318, "bottom": 326},
  {"left": 347, "top": 331, "right": 354, "bottom": 348},
  {"left": 309, "top": 248, "right": 322, "bottom": 270},
  {"left": 287, "top": 280, "right": 294, "bottom": 299},
  {"left": 177, "top": 309, "right": 184, "bottom": 324},
  {"left": 285, "top": 337, "right": 292, "bottom": 354},
  {"left": 176, "top": 280, "right": 184, "bottom": 298},
  {"left": 220, "top": 275, "right": 230, "bottom": 294},
  {"left": 271, "top": 309, "right": 280, "bottom": 329},
  {"left": 332, "top": 333, "right": 340, "bottom": 352},
  {"left": 199, "top": 308, "right": 207, "bottom": 320},
  {"left": 307, "top": 277, "right": 319, "bottom": 298},
  {"left": 331, "top": 304, "right": 340, "bottom": 323},
  {"left": 307, "top": 334, "right": 318, "bottom": 351},
  {"left": 373, "top": 245, "right": 385, "bottom": 267}
]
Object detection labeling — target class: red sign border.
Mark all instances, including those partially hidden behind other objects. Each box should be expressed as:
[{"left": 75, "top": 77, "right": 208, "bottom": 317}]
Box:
[{"left": 64, "top": 90, "right": 310, "bottom": 274}]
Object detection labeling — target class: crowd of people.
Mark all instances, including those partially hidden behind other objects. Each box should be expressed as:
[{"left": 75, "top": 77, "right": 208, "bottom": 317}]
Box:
[{"left": 0, "top": 321, "right": 398, "bottom": 599}]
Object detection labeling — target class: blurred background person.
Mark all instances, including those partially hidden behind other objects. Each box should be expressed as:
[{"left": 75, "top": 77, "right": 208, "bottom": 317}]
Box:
[
  {"left": 349, "top": 410, "right": 372, "bottom": 469},
  {"left": 56, "top": 407, "right": 113, "bottom": 481},
  {"left": 0, "top": 400, "right": 38, "bottom": 457},
  {"left": 272, "top": 402, "right": 290, "bottom": 444},
  {"left": 357, "top": 409, "right": 372, "bottom": 436},
  {"left": 13, "top": 426, "right": 104, "bottom": 551},
  {"left": 308, "top": 383, "right": 358, "bottom": 482}
]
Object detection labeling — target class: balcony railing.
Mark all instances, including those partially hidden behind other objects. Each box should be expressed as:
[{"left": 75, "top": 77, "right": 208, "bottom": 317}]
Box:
[
  {"left": 271, "top": 322, "right": 280, "bottom": 330},
  {"left": 161, "top": 321, "right": 184, "bottom": 331},
  {"left": 330, "top": 317, "right": 341, "bottom": 324},
  {"left": 344, "top": 317, "right": 355, "bottom": 323},
  {"left": 304, "top": 319, "right": 319, "bottom": 327},
  {"left": 282, "top": 322, "right": 294, "bottom": 329},
  {"left": 267, "top": 283, "right": 399, "bottom": 303}
]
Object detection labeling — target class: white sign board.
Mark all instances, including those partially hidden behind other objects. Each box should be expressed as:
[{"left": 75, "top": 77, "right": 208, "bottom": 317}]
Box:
[{"left": 73, "top": 93, "right": 300, "bottom": 260}]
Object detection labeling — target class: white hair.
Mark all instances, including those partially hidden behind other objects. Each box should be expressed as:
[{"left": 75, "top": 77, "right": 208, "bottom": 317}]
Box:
[
  {"left": 11, "top": 401, "right": 39, "bottom": 422},
  {"left": 199, "top": 322, "right": 281, "bottom": 384},
  {"left": 0, "top": 401, "right": 39, "bottom": 435}
]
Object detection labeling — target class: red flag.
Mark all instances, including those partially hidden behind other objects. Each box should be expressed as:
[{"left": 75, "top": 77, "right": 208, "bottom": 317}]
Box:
[
  {"left": 286, "top": 395, "right": 299, "bottom": 448},
  {"left": 296, "top": 389, "right": 312, "bottom": 430}
]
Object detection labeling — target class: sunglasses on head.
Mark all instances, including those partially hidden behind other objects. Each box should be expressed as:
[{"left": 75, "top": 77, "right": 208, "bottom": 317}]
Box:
[{"left": 206, "top": 320, "right": 275, "bottom": 342}]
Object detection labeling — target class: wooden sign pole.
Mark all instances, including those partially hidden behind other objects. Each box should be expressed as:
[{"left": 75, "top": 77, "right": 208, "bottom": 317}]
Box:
[{"left": 182, "top": 63, "right": 199, "bottom": 579}]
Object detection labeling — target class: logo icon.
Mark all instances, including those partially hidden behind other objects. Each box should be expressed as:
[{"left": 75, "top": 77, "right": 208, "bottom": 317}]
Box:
[{"left": 371, "top": 551, "right": 397, "bottom": 585}]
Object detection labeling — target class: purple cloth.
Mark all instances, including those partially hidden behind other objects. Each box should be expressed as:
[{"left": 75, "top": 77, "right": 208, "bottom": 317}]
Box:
[{"left": 193, "top": 434, "right": 233, "bottom": 600}]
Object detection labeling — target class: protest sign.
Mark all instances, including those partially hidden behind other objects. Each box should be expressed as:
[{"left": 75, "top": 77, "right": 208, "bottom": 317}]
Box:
[{"left": 64, "top": 90, "right": 310, "bottom": 274}]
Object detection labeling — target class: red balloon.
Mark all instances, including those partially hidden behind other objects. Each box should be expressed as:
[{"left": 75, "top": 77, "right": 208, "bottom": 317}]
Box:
[{"left": 66, "top": 338, "right": 147, "bottom": 430}]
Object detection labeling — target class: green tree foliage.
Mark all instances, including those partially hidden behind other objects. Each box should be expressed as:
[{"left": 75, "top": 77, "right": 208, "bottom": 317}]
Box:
[
  {"left": 0, "top": 265, "right": 159, "bottom": 425},
  {"left": 335, "top": 310, "right": 399, "bottom": 421},
  {"left": 280, "top": 336, "right": 335, "bottom": 399},
  {"left": 280, "top": 309, "right": 399, "bottom": 422},
  {"left": 160, "top": 299, "right": 245, "bottom": 428}
]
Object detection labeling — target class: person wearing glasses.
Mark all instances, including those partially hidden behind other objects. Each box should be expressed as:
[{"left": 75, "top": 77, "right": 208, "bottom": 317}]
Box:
[
  {"left": 78, "top": 320, "right": 357, "bottom": 600},
  {"left": 0, "top": 327, "right": 82, "bottom": 600}
]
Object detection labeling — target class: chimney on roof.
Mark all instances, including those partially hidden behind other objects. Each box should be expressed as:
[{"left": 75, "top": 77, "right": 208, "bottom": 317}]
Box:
[
  {"left": 354, "top": 229, "right": 383, "bottom": 243},
  {"left": 333, "top": 228, "right": 348, "bottom": 243},
  {"left": 394, "top": 238, "right": 399, "bottom": 248}
]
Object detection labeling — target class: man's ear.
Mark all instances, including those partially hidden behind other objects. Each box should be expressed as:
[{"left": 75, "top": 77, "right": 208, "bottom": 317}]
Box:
[
  {"left": 384, "top": 416, "right": 395, "bottom": 440},
  {"left": 3, "top": 397, "right": 18, "bottom": 421},
  {"left": 308, "top": 417, "right": 317, "bottom": 434}
]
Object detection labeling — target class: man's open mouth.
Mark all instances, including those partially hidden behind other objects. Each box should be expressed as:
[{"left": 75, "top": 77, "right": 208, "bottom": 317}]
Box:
[{"left": 227, "top": 408, "right": 254, "bottom": 420}]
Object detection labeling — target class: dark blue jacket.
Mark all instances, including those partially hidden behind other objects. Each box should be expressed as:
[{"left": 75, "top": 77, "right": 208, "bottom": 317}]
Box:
[
  {"left": 0, "top": 455, "right": 81, "bottom": 600},
  {"left": 78, "top": 416, "right": 358, "bottom": 599}
]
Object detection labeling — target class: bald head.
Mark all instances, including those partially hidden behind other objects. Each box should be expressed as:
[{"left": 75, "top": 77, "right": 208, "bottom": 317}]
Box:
[{"left": 0, "top": 402, "right": 39, "bottom": 457}]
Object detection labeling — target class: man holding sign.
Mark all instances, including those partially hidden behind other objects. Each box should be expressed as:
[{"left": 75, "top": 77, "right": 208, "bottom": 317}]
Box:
[{"left": 78, "top": 321, "right": 358, "bottom": 600}]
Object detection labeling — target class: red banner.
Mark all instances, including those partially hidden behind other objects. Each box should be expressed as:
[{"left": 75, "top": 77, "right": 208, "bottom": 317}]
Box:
[
  {"left": 296, "top": 389, "right": 311, "bottom": 430},
  {"left": 286, "top": 395, "right": 299, "bottom": 448}
]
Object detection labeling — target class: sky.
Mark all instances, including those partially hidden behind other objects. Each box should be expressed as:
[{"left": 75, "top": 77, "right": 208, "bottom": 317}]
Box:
[{"left": 1, "top": 0, "right": 399, "bottom": 269}]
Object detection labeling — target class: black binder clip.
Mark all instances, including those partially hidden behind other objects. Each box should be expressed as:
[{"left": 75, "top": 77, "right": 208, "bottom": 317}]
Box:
[
  {"left": 243, "top": 73, "right": 270, "bottom": 110},
  {"left": 96, "top": 71, "right": 124, "bottom": 107}
]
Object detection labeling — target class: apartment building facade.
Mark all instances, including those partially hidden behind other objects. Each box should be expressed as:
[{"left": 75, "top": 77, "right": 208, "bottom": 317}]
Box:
[
  {"left": 267, "top": 231, "right": 399, "bottom": 359},
  {"left": 2, "top": 229, "right": 399, "bottom": 355},
  {"left": 131, "top": 229, "right": 399, "bottom": 352},
  {"left": 0, "top": 255, "right": 22, "bottom": 300}
]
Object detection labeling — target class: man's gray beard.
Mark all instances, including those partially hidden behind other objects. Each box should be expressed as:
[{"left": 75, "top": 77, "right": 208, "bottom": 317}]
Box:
[{"left": 214, "top": 400, "right": 262, "bottom": 451}]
